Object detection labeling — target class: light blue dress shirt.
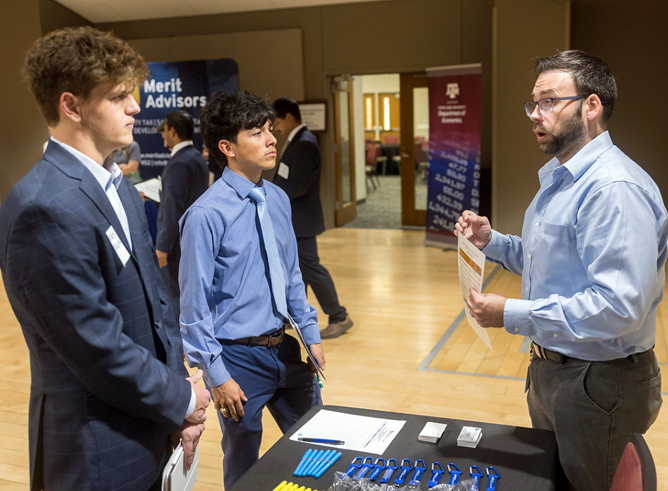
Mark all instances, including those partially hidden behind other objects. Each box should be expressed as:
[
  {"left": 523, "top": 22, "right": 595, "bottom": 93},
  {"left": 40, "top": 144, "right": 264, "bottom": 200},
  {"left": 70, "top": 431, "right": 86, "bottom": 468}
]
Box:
[
  {"left": 178, "top": 166, "right": 320, "bottom": 387},
  {"left": 484, "top": 131, "right": 668, "bottom": 361}
]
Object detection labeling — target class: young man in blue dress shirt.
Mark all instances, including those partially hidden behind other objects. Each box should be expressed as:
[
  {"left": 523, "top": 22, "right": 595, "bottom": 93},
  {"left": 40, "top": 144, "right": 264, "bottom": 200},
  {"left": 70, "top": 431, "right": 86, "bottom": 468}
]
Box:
[
  {"left": 178, "top": 90, "right": 325, "bottom": 489},
  {"left": 456, "top": 50, "right": 666, "bottom": 490}
]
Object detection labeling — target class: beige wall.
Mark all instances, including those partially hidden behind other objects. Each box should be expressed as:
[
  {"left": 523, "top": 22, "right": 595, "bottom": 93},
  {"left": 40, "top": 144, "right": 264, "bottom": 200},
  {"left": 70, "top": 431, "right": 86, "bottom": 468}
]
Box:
[
  {"left": 492, "top": 0, "right": 571, "bottom": 235},
  {"left": 572, "top": 0, "right": 668, "bottom": 205},
  {"left": 0, "top": 0, "right": 48, "bottom": 202},
  {"left": 1, "top": 0, "right": 665, "bottom": 237}
]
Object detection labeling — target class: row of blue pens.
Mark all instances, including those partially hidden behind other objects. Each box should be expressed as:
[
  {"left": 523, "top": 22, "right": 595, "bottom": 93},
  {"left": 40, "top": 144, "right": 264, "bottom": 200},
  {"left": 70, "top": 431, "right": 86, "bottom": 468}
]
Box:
[{"left": 294, "top": 448, "right": 342, "bottom": 478}]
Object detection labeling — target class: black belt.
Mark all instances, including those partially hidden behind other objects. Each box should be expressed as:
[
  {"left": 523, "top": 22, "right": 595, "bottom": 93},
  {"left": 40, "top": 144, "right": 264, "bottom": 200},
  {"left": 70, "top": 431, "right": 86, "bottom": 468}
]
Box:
[
  {"left": 231, "top": 326, "right": 286, "bottom": 347},
  {"left": 530, "top": 341, "right": 647, "bottom": 364}
]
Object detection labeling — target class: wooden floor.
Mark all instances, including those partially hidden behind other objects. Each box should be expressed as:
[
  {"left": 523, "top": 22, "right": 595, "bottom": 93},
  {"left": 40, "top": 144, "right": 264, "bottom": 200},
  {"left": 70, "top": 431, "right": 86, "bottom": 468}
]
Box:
[{"left": 1, "top": 228, "right": 667, "bottom": 490}]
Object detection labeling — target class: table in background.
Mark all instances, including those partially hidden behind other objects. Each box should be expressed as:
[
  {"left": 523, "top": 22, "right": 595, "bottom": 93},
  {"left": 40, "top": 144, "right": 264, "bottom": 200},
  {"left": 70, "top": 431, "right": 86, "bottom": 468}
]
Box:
[{"left": 229, "top": 405, "right": 559, "bottom": 491}]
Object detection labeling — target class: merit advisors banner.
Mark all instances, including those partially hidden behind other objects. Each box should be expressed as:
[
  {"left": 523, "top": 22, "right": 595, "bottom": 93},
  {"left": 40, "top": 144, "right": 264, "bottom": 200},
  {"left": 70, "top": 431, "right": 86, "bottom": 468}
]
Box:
[
  {"left": 425, "top": 64, "right": 481, "bottom": 248},
  {"left": 134, "top": 58, "right": 239, "bottom": 179}
]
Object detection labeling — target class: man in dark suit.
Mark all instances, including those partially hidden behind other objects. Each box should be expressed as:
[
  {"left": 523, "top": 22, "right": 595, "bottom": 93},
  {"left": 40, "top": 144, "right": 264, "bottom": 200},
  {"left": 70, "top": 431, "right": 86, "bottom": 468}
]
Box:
[
  {"left": 272, "top": 97, "right": 353, "bottom": 339},
  {"left": 0, "top": 27, "right": 210, "bottom": 490},
  {"left": 156, "top": 110, "right": 209, "bottom": 320}
]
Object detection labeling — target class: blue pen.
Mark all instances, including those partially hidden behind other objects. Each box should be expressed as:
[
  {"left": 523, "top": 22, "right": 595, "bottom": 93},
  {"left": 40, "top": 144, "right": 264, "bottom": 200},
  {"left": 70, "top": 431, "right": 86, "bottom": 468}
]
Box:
[
  {"left": 315, "top": 451, "right": 342, "bottom": 479},
  {"left": 310, "top": 449, "right": 335, "bottom": 477},
  {"left": 297, "top": 437, "right": 345, "bottom": 445},
  {"left": 294, "top": 449, "right": 313, "bottom": 476},
  {"left": 303, "top": 449, "right": 325, "bottom": 476}
]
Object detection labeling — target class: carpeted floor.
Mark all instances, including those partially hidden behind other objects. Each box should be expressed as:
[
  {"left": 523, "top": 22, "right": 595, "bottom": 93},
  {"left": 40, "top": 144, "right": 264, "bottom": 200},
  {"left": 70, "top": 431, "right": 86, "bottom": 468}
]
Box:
[{"left": 342, "top": 174, "right": 428, "bottom": 229}]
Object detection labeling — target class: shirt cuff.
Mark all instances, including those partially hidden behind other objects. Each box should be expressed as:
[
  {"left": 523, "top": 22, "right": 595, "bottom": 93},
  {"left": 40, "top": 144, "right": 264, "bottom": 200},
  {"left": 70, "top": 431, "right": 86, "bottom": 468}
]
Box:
[
  {"left": 184, "top": 387, "right": 196, "bottom": 419},
  {"left": 503, "top": 298, "right": 534, "bottom": 336},
  {"left": 482, "top": 229, "right": 507, "bottom": 260},
  {"left": 202, "top": 355, "right": 231, "bottom": 388},
  {"left": 300, "top": 322, "right": 321, "bottom": 345}
]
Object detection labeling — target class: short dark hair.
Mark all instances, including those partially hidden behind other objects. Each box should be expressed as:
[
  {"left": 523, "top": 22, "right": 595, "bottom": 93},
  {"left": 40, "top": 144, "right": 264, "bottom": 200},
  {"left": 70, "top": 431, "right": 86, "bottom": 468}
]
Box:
[
  {"left": 164, "top": 110, "right": 194, "bottom": 140},
  {"left": 199, "top": 91, "right": 275, "bottom": 167},
  {"left": 273, "top": 97, "right": 301, "bottom": 122},
  {"left": 22, "top": 26, "right": 148, "bottom": 126},
  {"left": 534, "top": 50, "right": 617, "bottom": 122}
]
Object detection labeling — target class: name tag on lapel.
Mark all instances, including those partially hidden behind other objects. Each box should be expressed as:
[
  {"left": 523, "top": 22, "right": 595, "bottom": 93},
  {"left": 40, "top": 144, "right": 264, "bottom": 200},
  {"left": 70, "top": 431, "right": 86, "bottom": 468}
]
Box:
[
  {"left": 277, "top": 162, "right": 290, "bottom": 179},
  {"left": 106, "top": 226, "right": 130, "bottom": 266}
]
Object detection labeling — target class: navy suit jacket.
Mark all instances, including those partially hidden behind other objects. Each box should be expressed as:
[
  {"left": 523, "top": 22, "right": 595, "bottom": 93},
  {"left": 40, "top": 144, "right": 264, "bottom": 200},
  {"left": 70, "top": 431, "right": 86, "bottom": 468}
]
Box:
[
  {"left": 0, "top": 142, "right": 192, "bottom": 490},
  {"left": 156, "top": 145, "right": 209, "bottom": 262},
  {"left": 273, "top": 127, "right": 325, "bottom": 238}
]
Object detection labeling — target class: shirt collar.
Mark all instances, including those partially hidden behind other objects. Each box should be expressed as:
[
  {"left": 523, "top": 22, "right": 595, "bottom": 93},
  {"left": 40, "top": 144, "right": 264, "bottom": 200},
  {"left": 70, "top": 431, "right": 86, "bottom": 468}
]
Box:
[
  {"left": 537, "top": 131, "right": 614, "bottom": 186},
  {"left": 287, "top": 123, "right": 306, "bottom": 143},
  {"left": 171, "top": 140, "right": 193, "bottom": 156},
  {"left": 562, "top": 131, "right": 614, "bottom": 182},
  {"left": 222, "top": 166, "right": 264, "bottom": 200},
  {"left": 50, "top": 137, "right": 122, "bottom": 190}
]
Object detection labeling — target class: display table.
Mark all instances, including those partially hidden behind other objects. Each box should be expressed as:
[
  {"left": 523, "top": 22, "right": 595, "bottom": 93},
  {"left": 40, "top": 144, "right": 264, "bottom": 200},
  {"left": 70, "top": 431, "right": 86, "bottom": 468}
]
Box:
[{"left": 229, "top": 405, "right": 559, "bottom": 490}]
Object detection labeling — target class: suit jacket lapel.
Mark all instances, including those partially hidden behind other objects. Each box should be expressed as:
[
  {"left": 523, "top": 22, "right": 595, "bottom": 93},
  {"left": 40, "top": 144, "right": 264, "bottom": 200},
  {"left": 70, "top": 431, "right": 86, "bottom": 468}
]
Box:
[
  {"left": 282, "top": 126, "right": 307, "bottom": 161},
  {"left": 44, "top": 143, "right": 133, "bottom": 254}
]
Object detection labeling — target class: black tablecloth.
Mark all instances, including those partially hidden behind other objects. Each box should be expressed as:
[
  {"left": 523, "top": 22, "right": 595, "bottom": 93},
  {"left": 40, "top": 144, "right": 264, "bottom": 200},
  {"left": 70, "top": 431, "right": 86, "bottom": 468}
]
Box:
[{"left": 229, "top": 405, "right": 558, "bottom": 490}]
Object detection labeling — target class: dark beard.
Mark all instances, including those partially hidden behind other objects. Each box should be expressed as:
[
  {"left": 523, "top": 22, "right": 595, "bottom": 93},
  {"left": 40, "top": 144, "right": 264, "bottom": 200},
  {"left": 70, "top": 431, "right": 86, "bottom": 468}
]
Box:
[{"left": 537, "top": 104, "right": 587, "bottom": 158}]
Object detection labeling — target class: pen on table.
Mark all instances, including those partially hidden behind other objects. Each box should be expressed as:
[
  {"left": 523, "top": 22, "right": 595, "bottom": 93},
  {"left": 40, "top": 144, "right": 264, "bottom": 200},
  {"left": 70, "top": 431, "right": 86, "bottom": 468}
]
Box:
[
  {"left": 315, "top": 451, "right": 342, "bottom": 478},
  {"left": 297, "top": 437, "right": 345, "bottom": 445},
  {"left": 272, "top": 481, "right": 288, "bottom": 491},
  {"left": 294, "top": 448, "right": 313, "bottom": 476},
  {"left": 309, "top": 449, "right": 335, "bottom": 476},
  {"left": 304, "top": 449, "right": 328, "bottom": 476}
]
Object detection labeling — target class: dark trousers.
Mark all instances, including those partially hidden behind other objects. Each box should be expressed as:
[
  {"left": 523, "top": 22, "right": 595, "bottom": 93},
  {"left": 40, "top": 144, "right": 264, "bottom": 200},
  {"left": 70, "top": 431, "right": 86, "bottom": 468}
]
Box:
[
  {"left": 296, "top": 236, "right": 346, "bottom": 323},
  {"left": 215, "top": 335, "right": 322, "bottom": 489},
  {"left": 526, "top": 349, "right": 662, "bottom": 491}
]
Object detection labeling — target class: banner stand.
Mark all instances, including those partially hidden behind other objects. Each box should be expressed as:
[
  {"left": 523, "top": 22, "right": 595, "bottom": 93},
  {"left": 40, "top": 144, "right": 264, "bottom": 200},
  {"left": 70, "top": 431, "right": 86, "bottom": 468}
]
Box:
[{"left": 424, "top": 64, "right": 482, "bottom": 249}]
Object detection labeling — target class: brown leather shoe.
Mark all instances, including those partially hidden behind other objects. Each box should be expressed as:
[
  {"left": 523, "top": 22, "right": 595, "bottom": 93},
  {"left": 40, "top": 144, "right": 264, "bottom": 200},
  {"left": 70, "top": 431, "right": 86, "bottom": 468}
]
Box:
[{"left": 320, "top": 315, "right": 354, "bottom": 339}]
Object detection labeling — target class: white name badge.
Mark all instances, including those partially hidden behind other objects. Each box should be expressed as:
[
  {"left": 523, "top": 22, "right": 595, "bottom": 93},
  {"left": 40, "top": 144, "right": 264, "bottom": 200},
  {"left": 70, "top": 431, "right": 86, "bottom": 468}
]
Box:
[
  {"left": 106, "top": 226, "right": 130, "bottom": 266},
  {"left": 277, "top": 162, "right": 290, "bottom": 179}
]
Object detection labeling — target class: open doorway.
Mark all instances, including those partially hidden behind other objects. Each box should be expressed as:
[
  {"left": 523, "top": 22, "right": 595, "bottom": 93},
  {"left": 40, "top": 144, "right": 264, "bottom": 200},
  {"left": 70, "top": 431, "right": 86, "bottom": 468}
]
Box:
[{"left": 343, "top": 73, "right": 429, "bottom": 229}]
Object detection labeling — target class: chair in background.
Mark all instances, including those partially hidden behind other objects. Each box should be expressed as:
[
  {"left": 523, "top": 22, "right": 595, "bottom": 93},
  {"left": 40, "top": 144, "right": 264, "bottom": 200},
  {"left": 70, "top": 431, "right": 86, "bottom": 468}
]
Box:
[
  {"left": 414, "top": 140, "right": 429, "bottom": 181},
  {"left": 365, "top": 142, "right": 381, "bottom": 191},
  {"left": 610, "top": 433, "right": 657, "bottom": 491}
]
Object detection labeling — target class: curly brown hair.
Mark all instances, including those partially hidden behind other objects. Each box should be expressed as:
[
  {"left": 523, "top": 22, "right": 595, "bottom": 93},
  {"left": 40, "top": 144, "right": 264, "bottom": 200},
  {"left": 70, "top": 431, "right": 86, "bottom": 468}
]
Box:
[{"left": 22, "top": 26, "right": 149, "bottom": 126}]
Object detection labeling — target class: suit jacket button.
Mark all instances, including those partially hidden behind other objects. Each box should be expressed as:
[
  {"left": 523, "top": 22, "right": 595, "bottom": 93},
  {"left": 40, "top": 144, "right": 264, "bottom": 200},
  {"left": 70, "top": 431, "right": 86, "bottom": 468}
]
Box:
[{"left": 154, "top": 321, "right": 160, "bottom": 329}]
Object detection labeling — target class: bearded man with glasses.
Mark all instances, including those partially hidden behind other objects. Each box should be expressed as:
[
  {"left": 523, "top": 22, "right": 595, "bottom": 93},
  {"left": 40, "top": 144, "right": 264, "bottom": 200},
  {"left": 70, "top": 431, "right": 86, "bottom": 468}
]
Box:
[{"left": 455, "top": 50, "right": 666, "bottom": 491}]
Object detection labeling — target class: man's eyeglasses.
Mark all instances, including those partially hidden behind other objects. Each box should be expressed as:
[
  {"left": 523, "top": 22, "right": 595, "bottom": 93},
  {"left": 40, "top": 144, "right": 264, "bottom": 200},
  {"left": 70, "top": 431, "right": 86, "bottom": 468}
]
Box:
[{"left": 524, "top": 96, "right": 586, "bottom": 117}]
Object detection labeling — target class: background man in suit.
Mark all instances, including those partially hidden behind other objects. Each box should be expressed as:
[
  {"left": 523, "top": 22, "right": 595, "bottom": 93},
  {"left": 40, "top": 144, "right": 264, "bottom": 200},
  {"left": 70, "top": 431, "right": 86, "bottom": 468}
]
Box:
[
  {"left": 156, "top": 110, "right": 209, "bottom": 320},
  {"left": 272, "top": 97, "right": 353, "bottom": 339},
  {"left": 0, "top": 27, "right": 210, "bottom": 490}
]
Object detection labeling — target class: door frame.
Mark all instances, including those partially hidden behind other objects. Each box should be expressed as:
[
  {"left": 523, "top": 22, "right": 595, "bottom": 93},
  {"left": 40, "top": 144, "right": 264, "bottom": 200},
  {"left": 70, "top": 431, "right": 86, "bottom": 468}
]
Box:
[
  {"left": 399, "top": 71, "right": 428, "bottom": 227},
  {"left": 332, "top": 76, "right": 357, "bottom": 226}
]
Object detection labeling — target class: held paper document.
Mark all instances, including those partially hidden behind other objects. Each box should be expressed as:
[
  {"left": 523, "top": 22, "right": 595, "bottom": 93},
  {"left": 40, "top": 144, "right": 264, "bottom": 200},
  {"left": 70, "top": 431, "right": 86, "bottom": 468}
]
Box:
[
  {"left": 458, "top": 233, "right": 493, "bottom": 351},
  {"left": 289, "top": 409, "right": 405, "bottom": 454},
  {"left": 135, "top": 177, "right": 162, "bottom": 202}
]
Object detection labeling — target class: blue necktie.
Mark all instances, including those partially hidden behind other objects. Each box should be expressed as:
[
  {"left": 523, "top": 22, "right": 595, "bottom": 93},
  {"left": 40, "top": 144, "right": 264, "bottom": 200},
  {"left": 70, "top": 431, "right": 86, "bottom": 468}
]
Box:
[{"left": 249, "top": 187, "right": 288, "bottom": 319}]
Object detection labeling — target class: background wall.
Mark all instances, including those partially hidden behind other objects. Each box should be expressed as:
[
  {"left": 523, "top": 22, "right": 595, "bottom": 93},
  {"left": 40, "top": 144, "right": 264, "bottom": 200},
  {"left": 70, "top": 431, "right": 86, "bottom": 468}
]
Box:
[{"left": 0, "top": 0, "right": 665, "bottom": 236}]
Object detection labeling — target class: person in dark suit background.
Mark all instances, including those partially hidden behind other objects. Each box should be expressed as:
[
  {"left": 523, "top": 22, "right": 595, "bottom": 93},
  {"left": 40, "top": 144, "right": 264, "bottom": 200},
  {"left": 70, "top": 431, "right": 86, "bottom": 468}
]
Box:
[
  {"left": 0, "top": 27, "right": 210, "bottom": 490},
  {"left": 156, "top": 110, "right": 209, "bottom": 320},
  {"left": 272, "top": 97, "right": 353, "bottom": 339}
]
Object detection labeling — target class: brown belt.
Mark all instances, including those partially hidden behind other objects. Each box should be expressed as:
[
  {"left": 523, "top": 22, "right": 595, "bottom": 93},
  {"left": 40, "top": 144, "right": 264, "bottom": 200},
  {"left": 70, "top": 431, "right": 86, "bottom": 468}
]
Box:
[
  {"left": 231, "top": 326, "right": 285, "bottom": 347},
  {"left": 530, "top": 341, "right": 647, "bottom": 364}
]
